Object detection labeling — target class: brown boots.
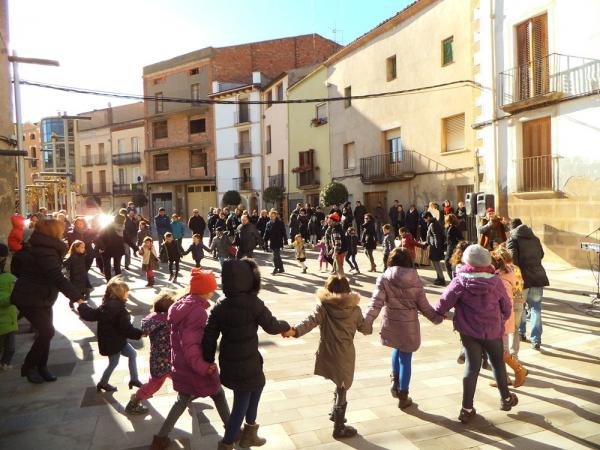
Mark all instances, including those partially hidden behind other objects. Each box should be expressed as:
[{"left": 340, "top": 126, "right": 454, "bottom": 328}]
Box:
[
  {"left": 398, "top": 390, "right": 413, "bottom": 409},
  {"left": 238, "top": 423, "right": 266, "bottom": 448},
  {"left": 504, "top": 352, "right": 528, "bottom": 388}
]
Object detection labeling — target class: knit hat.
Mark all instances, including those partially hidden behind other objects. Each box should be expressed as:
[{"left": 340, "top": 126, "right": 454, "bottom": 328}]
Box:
[
  {"left": 486, "top": 207, "right": 495, "bottom": 213},
  {"left": 328, "top": 213, "right": 340, "bottom": 222},
  {"left": 189, "top": 268, "right": 217, "bottom": 294},
  {"left": 462, "top": 244, "right": 492, "bottom": 267}
]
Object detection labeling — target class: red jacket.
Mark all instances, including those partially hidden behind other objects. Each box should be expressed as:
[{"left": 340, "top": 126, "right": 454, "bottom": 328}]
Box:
[
  {"left": 400, "top": 233, "right": 426, "bottom": 262},
  {"left": 8, "top": 215, "right": 25, "bottom": 252}
]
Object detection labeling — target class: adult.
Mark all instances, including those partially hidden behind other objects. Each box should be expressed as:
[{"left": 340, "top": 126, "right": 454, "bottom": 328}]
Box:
[
  {"left": 154, "top": 208, "right": 171, "bottom": 242},
  {"left": 188, "top": 209, "right": 206, "bottom": 238},
  {"left": 353, "top": 201, "right": 367, "bottom": 236},
  {"left": 126, "top": 201, "right": 136, "bottom": 214},
  {"left": 423, "top": 212, "right": 446, "bottom": 286},
  {"left": 325, "top": 213, "right": 346, "bottom": 276},
  {"left": 444, "top": 214, "right": 464, "bottom": 279},
  {"left": 361, "top": 214, "right": 378, "bottom": 272},
  {"left": 10, "top": 219, "right": 82, "bottom": 383},
  {"left": 256, "top": 210, "right": 269, "bottom": 247},
  {"left": 341, "top": 202, "right": 353, "bottom": 231},
  {"left": 396, "top": 205, "right": 406, "bottom": 236},
  {"left": 427, "top": 202, "right": 440, "bottom": 222},
  {"left": 388, "top": 200, "right": 399, "bottom": 236},
  {"left": 506, "top": 219, "right": 549, "bottom": 350},
  {"left": 226, "top": 208, "right": 242, "bottom": 237},
  {"left": 442, "top": 200, "right": 454, "bottom": 216},
  {"left": 478, "top": 208, "right": 508, "bottom": 250},
  {"left": 234, "top": 214, "right": 262, "bottom": 259},
  {"left": 264, "top": 210, "right": 287, "bottom": 275},
  {"left": 288, "top": 209, "right": 300, "bottom": 245},
  {"left": 23, "top": 213, "right": 41, "bottom": 244},
  {"left": 314, "top": 206, "right": 326, "bottom": 225},
  {"left": 329, "top": 204, "right": 342, "bottom": 216},
  {"left": 97, "top": 214, "right": 126, "bottom": 282},
  {"left": 405, "top": 205, "right": 420, "bottom": 240},
  {"left": 250, "top": 209, "right": 259, "bottom": 225},
  {"left": 207, "top": 208, "right": 220, "bottom": 247},
  {"left": 170, "top": 214, "right": 185, "bottom": 246},
  {"left": 298, "top": 208, "right": 310, "bottom": 241},
  {"left": 123, "top": 210, "right": 139, "bottom": 270},
  {"left": 456, "top": 201, "right": 468, "bottom": 233},
  {"left": 373, "top": 202, "right": 386, "bottom": 243}
]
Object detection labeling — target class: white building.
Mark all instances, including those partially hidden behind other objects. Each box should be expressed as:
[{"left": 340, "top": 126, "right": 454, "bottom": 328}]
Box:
[
  {"left": 211, "top": 72, "right": 269, "bottom": 212},
  {"left": 477, "top": 0, "right": 600, "bottom": 268}
]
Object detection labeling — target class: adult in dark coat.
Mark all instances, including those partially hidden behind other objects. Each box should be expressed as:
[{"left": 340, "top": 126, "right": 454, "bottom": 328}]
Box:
[
  {"left": 405, "top": 205, "right": 420, "bottom": 240},
  {"left": 360, "top": 214, "right": 378, "bottom": 272},
  {"left": 234, "top": 215, "right": 262, "bottom": 259},
  {"left": 297, "top": 209, "right": 310, "bottom": 240},
  {"left": 353, "top": 201, "right": 367, "bottom": 235},
  {"left": 10, "top": 220, "right": 82, "bottom": 383},
  {"left": 506, "top": 219, "right": 549, "bottom": 349},
  {"left": 424, "top": 212, "right": 446, "bottom": 286},
  {"left": 315, "top": 206, "right": 326, "bottom": 225},
  {"left": 97, "top": 215, "right": 126, "bottom": 282},
  {"left": 288, "top": 210, "right": 300, "bottom": 245},
  {"left": 123, "top": 211, "right": 139, "bottom": 269},
  {"left": 188, "top": 209, "right": 206, "bottom": 237},
  {"left": 444, "top": 214, "right": 464, "bottom": 279},
  {"left": 341, "top": 203, "right": 353, "bottom": 231},
  {"left": 264, "top": 211, "right": 287, "bottom": 274},
  {"left": 388, "top": 200, "right": 399, "bottom": 234},
  {"left": 155, "top": 208, "right": 172, "bottom": 242},
  {"left": 396, "top": 205, "right": 406, "bottom": 236},
  {"left": 374, "top": 202, "right": 386, "bottom": 243},
  {"left": 256, "top": 210, "right": 270, "bottom": 250}
]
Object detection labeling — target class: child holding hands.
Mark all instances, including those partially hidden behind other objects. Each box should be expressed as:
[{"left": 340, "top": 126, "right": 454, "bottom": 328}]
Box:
[
  {"left": 284, "top": 275, "right": 368, "bottom": 439},
  {"left": 183, "top": 233, "right": 211, "bottom": 268},
  {"left": 139, "top": 236, "right": 160, "bottom": 287},
  {"left": 291, "top": 234, "right": 310, "bottom": 274},
  {"left": 313, "top": 239, "right": 330, "bottom": 272}
]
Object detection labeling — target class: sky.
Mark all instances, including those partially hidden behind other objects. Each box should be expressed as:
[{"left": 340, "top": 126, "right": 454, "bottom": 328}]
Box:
[{"left": 8, "top": 0, "right": 413, "bottom": 123}]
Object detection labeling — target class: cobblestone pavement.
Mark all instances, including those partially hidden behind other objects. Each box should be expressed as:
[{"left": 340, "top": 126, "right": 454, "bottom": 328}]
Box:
[{"left": 1, "top": 239, "right": 599, "bottom": 450}]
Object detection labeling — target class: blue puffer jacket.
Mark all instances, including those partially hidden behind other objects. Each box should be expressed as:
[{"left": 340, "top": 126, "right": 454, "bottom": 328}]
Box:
[
  {"left": 171, "top": 220, "right": 185, "bottom": 240},
  {"left": 155, "top": 214, "right": 172, "bottom": 233}
]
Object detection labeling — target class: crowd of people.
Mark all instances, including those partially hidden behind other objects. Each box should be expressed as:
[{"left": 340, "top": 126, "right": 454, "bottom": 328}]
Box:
[{"left": 0, "top": 197, "right": 551, "bottom": 450}]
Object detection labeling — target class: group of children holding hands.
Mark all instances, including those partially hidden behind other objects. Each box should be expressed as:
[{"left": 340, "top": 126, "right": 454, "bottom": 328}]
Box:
[{"left": 54, "top": 230, "right": 527, "bottom": 449}]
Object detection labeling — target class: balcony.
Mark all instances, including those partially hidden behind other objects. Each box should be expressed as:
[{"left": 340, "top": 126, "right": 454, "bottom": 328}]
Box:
[
  {"left": 113, "top": 152, "right": 141, "bottom": 165},
  {"left": 360, "top": 150, "right": 416, "bottom": 184},
  {"left": 234, "top": 109, "right": 250, "bottom": 126},
  {"left": 81, "top": 156, "right": 93, "bottom": 167},
  {"left": 81, "top": 183, "right": 110, "bottom": 195},
  {"left": 234, "top": 177, "right": 253, "bottom": 191},
  {"left": 296, "top": 170, "right": 319, "bottom": 190},
  {"left": 113, "top": 183, "right": 144, "bottom": 195},
  {"left": 499, "top": 53, "right": 600, "bottom": 113},
  {"left": 235, "top": 142, "right": 252, "bottom": 157},
  {"left": 268, "top": 174, "right": 285, "bottom": 189},
  {"left": 517, "top": 154, "right": 560, "bottom": 193}
]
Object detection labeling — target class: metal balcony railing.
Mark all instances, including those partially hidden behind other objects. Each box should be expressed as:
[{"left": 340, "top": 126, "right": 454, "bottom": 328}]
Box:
[
  {"left": 234, "top": 177, "right": 253, "bottom": 191},
  {"left": 234, "top": 109, "right": 250, "bottom": 125},
  {"left": 81, "top": 156, "right": 94, "bottom": 167},
  {"left": 113, "top": 152, "right": 141, "bottom": 165},
  {"left": 297, "top": 170, "right": 319, "bottom": 189},
  {"left": 360, "top": 150, "right": 416, "bottom": 183},
  {"left": 113, "top": 183, "right": 144, "bottom": 195},
  {"left": 95, "top": 154, "right": 107, "bottom": 165},
  {"left": 499, "top": 53, "right": 600, "bottom": 109},
  {"left": 235, "top": 142, "right": 252, "bottom": 157},
  {"left": 268, "top": 174, "right": 285, "bottom": 189},
  {"left": 81, "top": 183, "right": 110, "bottom": 195},
  {"left": 517, "top": 154, "right": 560, "bottom": 192}
]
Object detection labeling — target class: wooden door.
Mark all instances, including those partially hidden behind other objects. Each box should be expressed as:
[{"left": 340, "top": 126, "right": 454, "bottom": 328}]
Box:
[
  {"left": 516, "top": 14, "right": 548, "bottom": 101},
  {"left": 522, "top": 117, "right": 552, "bottom": 191},
  {"left": 364, "top": 192, "right": 387, "bottom": 216}
]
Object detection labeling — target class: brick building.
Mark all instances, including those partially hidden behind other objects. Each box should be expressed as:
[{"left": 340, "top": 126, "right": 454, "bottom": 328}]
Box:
[{"left": 142, "top": 34, "right": 340, "bottom": 220}]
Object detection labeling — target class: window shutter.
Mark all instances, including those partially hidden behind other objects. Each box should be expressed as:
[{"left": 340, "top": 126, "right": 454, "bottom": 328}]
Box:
[
  {"left": 445, "top": 114, "right": 465, "bottom": 152},
  {"left": 299, "top": 151, "right": 305, "bottom": 167}
]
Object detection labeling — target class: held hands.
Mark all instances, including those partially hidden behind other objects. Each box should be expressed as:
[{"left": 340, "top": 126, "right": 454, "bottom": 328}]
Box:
[
  {"left": 281, "top": 327, "right": 296, "bottom": 338},
  {"left": 206, "top": 363, "right": 218, "bottom": 375}
]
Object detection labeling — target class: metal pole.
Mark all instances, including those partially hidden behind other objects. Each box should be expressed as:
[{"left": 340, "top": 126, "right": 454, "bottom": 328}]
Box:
[
  {"left": 52, "top": 136, "right": 58, "bottom": 211},
  {"left": 12, "top": 51, "right": 26, "bottom": 215},
  {"left": 63, "top": 117, "right": 72, "bottom": 218}
]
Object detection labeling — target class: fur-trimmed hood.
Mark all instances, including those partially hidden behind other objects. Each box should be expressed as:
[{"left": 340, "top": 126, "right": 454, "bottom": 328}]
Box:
[{"left": 317, "top": 288, "right": 360, "bottom": 307}]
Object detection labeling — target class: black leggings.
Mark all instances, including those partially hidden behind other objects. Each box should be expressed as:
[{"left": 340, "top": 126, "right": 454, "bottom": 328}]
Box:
[
  {"left": 168, "top": 259, "right": 180, "bottom": 275},
  {"left": 19, "top": 306, "right": 55, "bottom": 371}
]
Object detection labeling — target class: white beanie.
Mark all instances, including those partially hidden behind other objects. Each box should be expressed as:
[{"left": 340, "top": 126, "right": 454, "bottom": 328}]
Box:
[{"left": 462, "top": 244, "right": 492, "bottom": 267}]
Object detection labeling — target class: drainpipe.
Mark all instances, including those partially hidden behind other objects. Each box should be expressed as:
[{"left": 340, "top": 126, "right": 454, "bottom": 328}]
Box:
[{"left": 490, "top": 0, "right": 502, "bottom": 214}]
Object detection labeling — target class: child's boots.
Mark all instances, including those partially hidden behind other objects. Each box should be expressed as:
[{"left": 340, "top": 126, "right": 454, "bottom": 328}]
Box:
[
  {"left": 503, "top": 352, "right": 528, "bottom": 388},
  {"left": 332, "top": 403, "right": 357, "bottom": 439},
  {"left": 390, "top": 374, "right": 400, "bottom": 398},
  {"left": 125, "top": 393, "right": 149, "bottom": 415},
  {"left": 398, "top": 390, "right": 413, "bottom": 409},
  {"left": 146, "top": 277, "right": 155, "bottom": 287},
  {"left": 238, "top": 423, "right": 266, "bottom": 448}
]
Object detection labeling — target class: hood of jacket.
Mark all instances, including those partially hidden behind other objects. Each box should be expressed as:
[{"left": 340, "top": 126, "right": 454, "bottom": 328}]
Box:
[
  {"left": 11, "top": 215, "right": 25, "bottom": 229},
  {"left": 168, "top": 293, "right": 209, "bottom": 326},
  {"left": 28, "top": 231, "right": 67, "bottom": 257},
  {"left": 511, "top": 224, "right": 535, "bottom": 240},
  {"left": 379, "top": 266, "right": 421, "bottom": 294},
  {"left": 222, "top": 259, "right": 254, "bottom": 296},
  {"left": 454, "top": 270, "right": 498, "bottom": 295},
  {"left": 317, "top": 288, "right": 360, "bottom": 319}
]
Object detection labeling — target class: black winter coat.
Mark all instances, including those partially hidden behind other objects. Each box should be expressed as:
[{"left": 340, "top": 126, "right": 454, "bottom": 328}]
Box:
[
  {"left": 506, "top": 224, "right": 549, "bottom": 288},
  {"left": 64, "top": 252, "right": 90, "bottom": 294},
  {"left": 426, "top": 219, "right": 445, "bottom": 261},
  {"left": 234, "top": 223, "right": 262, "bottom": 255},
  {"left": 361, "top": 220, "right": 378, "bottom": 250},
  {"left": 256, "top": 216, "right": 269, "bottom": 236},
  {"left": 188, "top": 215, "right": 206, "bottom": 236},
  {"left": 202, "top": 260, "right": 290, "bottom": 391},
  {"left": 78, "top": 298, "right": 143, "bottom": 356},
  {"left": 124, "top": 217, "right": 139, "bottom": 243},
  {"left": 405, "top": 209, "right": 420, "bottom": 233},
  {"left": 11, "top": 232, "right": 82, "bottom": 309},
  {"left": 445, "top": 225, "right": 464, "bottom": 262},
  {"left": 97, "top": 225, "right": 125, "bottom": 257},
  {"left": 264, "top": 218, "right": 287, "bottom": 250}
]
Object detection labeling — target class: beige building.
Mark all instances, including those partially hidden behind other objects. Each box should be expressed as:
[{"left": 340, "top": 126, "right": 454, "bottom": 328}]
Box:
[
  {"left": 21, "top": 122, "right": 41, "bottom": 211},
  {"left": 326, "top": 0, "right": 479, "bottom": 214}
]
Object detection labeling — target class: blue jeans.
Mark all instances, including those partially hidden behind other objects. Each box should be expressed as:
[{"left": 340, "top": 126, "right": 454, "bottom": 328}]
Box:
[
  {"left": 100, "top": 343, "right": 138, "bottom": 384},
  {"left": 519, "top": 287, "right": 543, "bottom": 344},
  {"left": 391, "top": 349, "right": 412, "bottom": 391},
  {"left": 223, "top": 388, "right": 263, "bottom": 444}
]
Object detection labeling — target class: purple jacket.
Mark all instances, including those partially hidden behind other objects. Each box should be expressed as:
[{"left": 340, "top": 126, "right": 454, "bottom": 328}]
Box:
[
  {"left": 434, "top": 266, "right": 511, "bottom": 340},
  {"left": 168, "top": 293, "right": 221, "bottom": 397},
  {"left": 141, "top": 312, "right": 171, "bottom": 378},
  {"left": 364, "top": 267, "right": 443, "bottom": 352}
]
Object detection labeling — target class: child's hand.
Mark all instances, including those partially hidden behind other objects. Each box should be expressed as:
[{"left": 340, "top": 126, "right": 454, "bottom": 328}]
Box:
[
  {"left": 281, "top": 327, "right": 296, "bottom": 338},
  {"left": 206, "top": 363, "right": 218, "bottom": 375}
]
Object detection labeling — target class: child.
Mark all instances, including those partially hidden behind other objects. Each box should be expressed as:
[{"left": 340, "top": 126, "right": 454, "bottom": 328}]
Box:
[
  {"left": 449, "top": 240, "right": 470, "bottom": 279},
  {"left": 183, "top": 234, "right": 211, "bottom": 268},
  {"left": 150, "top": 269, "right": 231, "bottom": 450},
  {"left": 64, "top": 240, "right": 92, "bottom": 302},
  {"left": 382, "top": 224, "right": 395, "bottom": 271},
  {"left": 170, "top": 214, "right": 185, "bottom": 247},
  {"left": 345, "top": 227, "right": 360, "bottom": 273},
  {"left": 126, "top": 291, "right": 176, "bottom": 415},
  {"left": 363, "top": 248, "right": 443, "bottom": 408},
  {"left": 491, "top": 250, "right": 528, "bottom": 388},
  {"left": 137, "top": 221, "right": 151, "bottom": 247},
  {"left": 0, "top": 244, "right": 17, "bottom": 370},
  {"left": 160, "top": 232, "right": 182, "bottom": 283},
  {"left": 434, "top": 245, "right": 518, "bottom": 423},
  {"left": 314, "top": 240, "right": 330, "bottom": 273},
  {"left": 497, "top": 248, "right": 526, "bottom": 360},
  {"left": 202, "top": 259, "right": 291, "bottom": 450},
  {"left": 139, "top": 237, "right": 160, "bottom": 287},
  {"left": 292, "top": 234, "right": 310, "bottom": 274},
  {"left": 398, "top": 227, "right": 426, "bottom": 265},
  {"left": 209, "top": 226, "right": 233, "bottom": 267},
  {"left": 77, "top": 277, "right": 143, "bottom": 392},
  {"left": 284, "top": 275, "right": 367, "bottom": 438}
]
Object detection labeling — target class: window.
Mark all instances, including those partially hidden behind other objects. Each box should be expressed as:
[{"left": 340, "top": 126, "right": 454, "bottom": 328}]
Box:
[
  {"left": 154, "top": 154, "right": 169, "bottom": 171},
  {"left": 344, "top": 86, "right": 352, "bottom": 108},
  {"left": 343, "top": 142, "right": 356, "bottom": 170},
  {"left": 118, "top": 168, "right": 126, "bottom": 185},
  {"left": 442, "top": 36, "right": 454, "bottom": 66},
  {"left": 155, "top": 91, "right": 164, "bottom": 113},
  {"left": 388, "top": 137, "right": 403, "bottom": 162},
  {"left": 238, "top": 97, "right": 249, "bottom": 123},
  {"left": 191, "top": 83, "right": 201, "bottom": 105},
  {"left": 153, "top": 120, "right": 168, "bottom": 139},
  {"left": 31, "top": 146, "right": 37, "bottom": 158},
  {"left": 238, "top": 130, "right": 250, "bottom": 155},
  {"left": 443, "top": 113, "right": 465, "bottom": 152},
  {"left": 117, "top": 138, "right": 125, "bottom": 154},
  {"left": 516, "top": 14, "right": 548, "bottom": 100},
  {"left": 521, "top": 116, "right": 552, "bottom": 191},
  {"left": 190, "top": 149, "right": 207, "bottom": 170},
  {"left": 316, "top": 103, "right": 327, "bottom": 120},
  {"left": 86, "top": 172, "right": 93, "bottom": 192},
  {"left": 131, "top": 137, "right": 139, "bottom": 153},
  {"left": 267, "top": 166, "right": 271, "bottom": 177},
  {"left": 99, "top": 170, "right": 107, "bottom": 193},
  {"left": 189, "top": 67, "right": 199, "bottom": 75},
  {"left": 98, "top": 143, "right": 105, "bottom": 164},
  {"left": 276, "top": 83, "right": 284, "bottom": 101},
  {"left": 190, "top": 118, "right": 206, "bottom": 134},
  {"left": 266, "top": 125, "right": 271, "bottom": 154},
  {"left": 29, "top": 133, "right": 36, "bottom": 140},
  {"left": 386, "top": 55, "right": 397, "bottom": 81},
  {"left": 266, "top": 90, "right": 273, "bottom": 108},
  {"left": 152, "top": 77, "right": 164, "bottom": 85}
]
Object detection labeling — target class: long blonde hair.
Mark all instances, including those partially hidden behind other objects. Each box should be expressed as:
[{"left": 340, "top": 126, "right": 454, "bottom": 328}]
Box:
[{"left": 66, "top": 240, "right": 84, "bottom": 258}]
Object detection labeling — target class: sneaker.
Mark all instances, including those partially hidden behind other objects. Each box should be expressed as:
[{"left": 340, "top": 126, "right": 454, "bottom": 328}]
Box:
[
  {"left": 458, "top": 408, "right": 476, "bottom": 423},
  {"left": 500, "top": 393, "right": 518, "bottom": 411},
  {"left": 532, "top": 342, "right": 540, "bottom": 350},
  {"left": 125, "top": 399, "right": 149, "bottom": 415}
]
